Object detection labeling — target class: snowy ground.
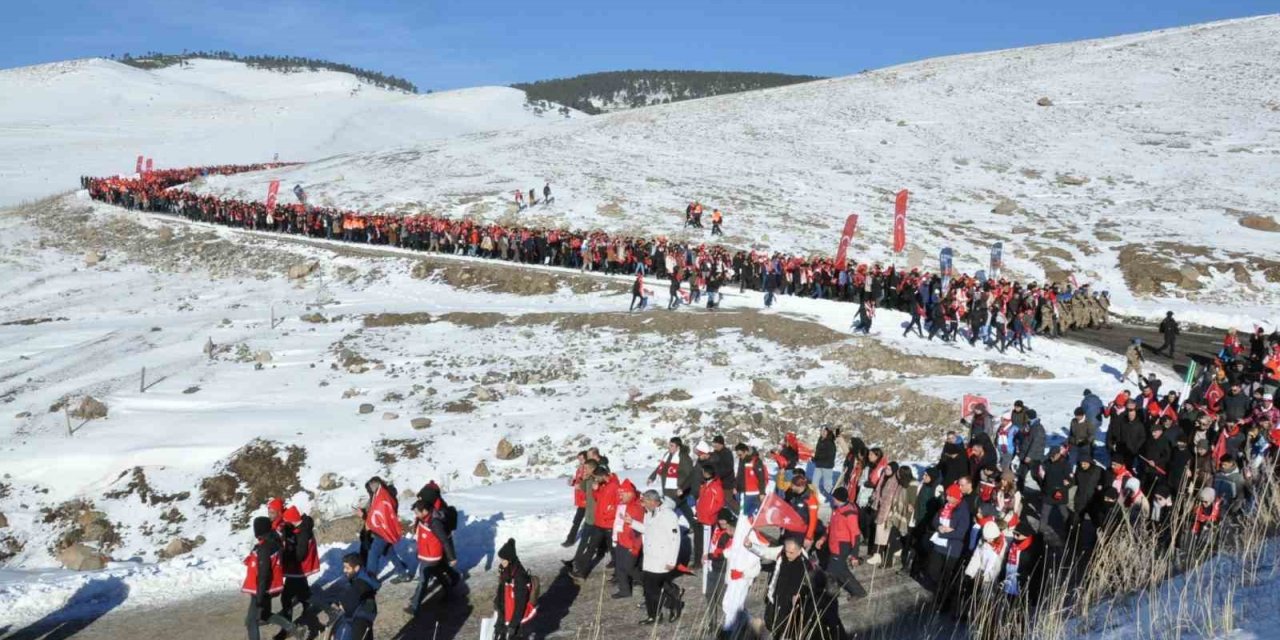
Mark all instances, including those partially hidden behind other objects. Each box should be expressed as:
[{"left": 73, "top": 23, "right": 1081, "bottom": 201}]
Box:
[
  {"left": 193, "top": 15, "right": 1280, "bottom": 329},
  {"left": 0, "top": 58, "right": 578, "bottom": 207},
  {"left": 0, "top": 191, "right": 1157, "bottom": 629}
]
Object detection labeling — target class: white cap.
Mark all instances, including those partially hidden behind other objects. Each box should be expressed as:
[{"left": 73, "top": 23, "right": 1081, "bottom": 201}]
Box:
[
  {"left": 1124, "top": 477, "right": 1141, "bottom": 494},
  {"left": 981, "top": 521, "right": 1001, "bottom": 542},
  {"left": 694, "top": 442, "right": 712, "bottom": 455}
]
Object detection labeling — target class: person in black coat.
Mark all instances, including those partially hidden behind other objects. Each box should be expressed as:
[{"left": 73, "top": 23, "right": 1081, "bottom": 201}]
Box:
[
  {"left": 710, "top": 436, "right": 736, "bottom": 489},
  {"left": 1037, "top": 447, "right": 1072, "bottom": 546},
  {"left": 1106, "top": 401, "right": 1146, "bottom": 462},
  {"left": 1069, "top": 455, "right": 1103, "bottom": 532},
  {"left": 1155, "top": 311, "right": 1179, "bottom": 358},
  {"left": 494, "top": 539, "right": 535, "bottom": 640},
  {"left": 333, "top": 553, "right": 378, "bottom": 640},
  {"left": 1138, "top": 423, "right": 1173, "bottom": 493},
  {"left": 812, "top": 427, "right": 839, "bottom": 498},
  {"left": 245, "top": 516, "right": 283, "bottom": 640},
  {"left": 938, "top": 442, "right": 969, "bottom": 487}
]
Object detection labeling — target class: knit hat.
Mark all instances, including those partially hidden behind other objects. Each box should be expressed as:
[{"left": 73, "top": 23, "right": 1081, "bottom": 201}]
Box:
[
  {"left": 694, "top": 441, "right": 713, "bottom": 455},
  {"left": 1014, "top": 520, "right": 1036, "bottom": 538},
  {"left": 1199, "top": 487, "right": 1216, "bottom": 502},
  {"left": 717, "top": 507, "right": 738, "bottom": 525},
  {"left": 1102, "top": 487, "right": 1120, "bottom": 501},
  {"left": 282, "top": 505, "right": 302, "bottom": 525},
  {"left": 498, "top": 538, "right": 518, "bottom": 562},
  {"left": 267, "top": 497, "right": 284, "bottom": 514},
  {"left": 831, "top": 487, "right": 850, "bottom": 504},
  {"left": 981, "top": 521, "right": 1001, "bottom": 542},
  {"left": 946, "top": 484, "right": 963, "bottom": 501},
  {"left": 252, "top": 516, "right": 272, "bottom": 538}
]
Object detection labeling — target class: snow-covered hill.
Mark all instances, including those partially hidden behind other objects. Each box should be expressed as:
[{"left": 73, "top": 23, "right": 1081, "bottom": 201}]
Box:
[
  {"left": 0, "top": 58, "right": 578, "bottom": 206},
  {"left": 199, "top": 16, "right": 1280, "bottom": 328}
]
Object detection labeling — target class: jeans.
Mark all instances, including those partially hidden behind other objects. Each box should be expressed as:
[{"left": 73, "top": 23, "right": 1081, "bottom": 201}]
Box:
[
  {"left": 245, "top": 596, "right": 268, "bottom": 640},
  {"left": 741, "top": 494, "right": 762, "bottom": 517},
  {"left": 410, "top": 559, "right": 454, "bottom": 612},
  {"left": 367, "top": 536, "right": 409, "bottom": 581},
  {"left": 812, "top": 467, "right": 835, "bottom": 498}
]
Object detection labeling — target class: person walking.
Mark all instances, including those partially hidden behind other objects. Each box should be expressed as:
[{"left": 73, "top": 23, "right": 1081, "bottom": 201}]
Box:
[
  {"left": 628, "top": 490, "right": 684, "bottom": 624},
  {"left": 1156, "top": 311, "right": 1180, "bottom": 358}
]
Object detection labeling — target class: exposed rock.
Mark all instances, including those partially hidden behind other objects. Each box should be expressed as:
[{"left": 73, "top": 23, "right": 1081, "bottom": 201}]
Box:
[
  {"left": 318, "top": 472, "right": 344, "bottom": 491},
  {"left": 158, "top": 537, "right": 196, "bottom": 559},
  {"left": 991, "top": 199, "right": 1019, "bottom": 215},
  {"left": 444, "top": 399, "right": 476, "bottom": 413},
  {"left": 358, "top": 403, "right": 375, "bottom": 415},
  {"left": 14, "top": 412, "right": 30, "bottom": 419},
  {"left": 495, "top": 438, "right": 524, "bottom": 460},
  {"left": 382, "top": 412, "right": 399, "bottom": 421},
  {"left": 300, "top": 312, "right": 329, "bottom": 323},
  {"left": 254, "top": 350, "right": 273, "bottom": 364},
  {"left": 183, "top": 386, "right": 200, "bottom": 394},
  {"left": 84, "top": 250, "right": 105, "bottom": 267},
  {"left": 473, "top": 460, "right": 491, "bottom": 477},
  {"left": 1036, "top": 97, "right": 1053, "bottom": 107},
  {"left": 58, "top": 543, "right": 107, "bottom": 571},
  {"left": 156, "top": 227, "right": 174, "bottom": 242},
  {"left": 1239, "top": 214, "right": 1280, "bottom": 233},
  {"left": 752, "top": 379, "right": 783, "bottom": 402},
  {"left": 410, "top": 417, "right": 433, "bottom": 430},
  {"left": 287, "top": 262, "right": 319, "bottom": 280},
  {"left": 710, "top": 352, "right": 730, "bottom": 367},
  {"left": 342, "top": 388, "right": 363, "bottom": 399},
  {"left": 1056, "top": 174, "right": 1089, "bottom": 186},
  {"left": 70, "top": 396, "right": 108, "bottom": 420},
  {"left": 0, "top": 512, "right": 7, "bottom": 528},
  {"left": 473, "top": 386, "right": 499, "bottom": 402},
  {"left": 410, "top": 261, "right": 433, "bottom": 280}
]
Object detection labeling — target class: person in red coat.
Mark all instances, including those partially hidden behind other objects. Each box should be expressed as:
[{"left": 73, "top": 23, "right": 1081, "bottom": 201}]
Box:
[
  {"left": 694, "top": 464, "right": 725, "bottom": 570},
  {"left": 820, "top": 487, "right": 866, "bottom": 599},
  {"left": 571, "top": 467, "right": 618, "bottom": 580},
  {"left": 611, "top": 480, "right": 645, "bottom": 598},
  {"left": 494, "top": 539, "right": 537, "bottom": 640},
  {"left": 243, "top": 516, "right": 286, "bottom": 640},
  {"left": 563, "top": 451, "right": 590, "bottom": 547}
]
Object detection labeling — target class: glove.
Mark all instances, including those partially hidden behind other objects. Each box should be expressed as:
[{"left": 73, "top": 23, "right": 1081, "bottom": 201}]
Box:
[{"left": 493, "top": 623, "right": 508, "bottom": 640}]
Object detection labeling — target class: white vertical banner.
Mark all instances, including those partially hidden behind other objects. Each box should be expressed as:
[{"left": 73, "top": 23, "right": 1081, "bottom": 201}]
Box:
[{"left": 478, "top": 613, "right": 496, "bottom": 640}]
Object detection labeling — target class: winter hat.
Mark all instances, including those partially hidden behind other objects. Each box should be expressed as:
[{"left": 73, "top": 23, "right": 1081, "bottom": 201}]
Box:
[
  {"left": 1199, "top": 487, "right": 1216, "bottom": 502},
  {"left": 497, "top": 538, "right": 518, "bottom": 562},
  {"left": 694, "top": 441, "right": 713, "bottom": 455},
  {"left": 282, "top": 506, "right": 302, "bottom": 526},
  {"left": 418, "top": 482, "right": 440, "bottom": 506},
  {"left": 252, "top": 516, "right": 273, "bottom": 538},
  {"left": 1014, "top": 520, "right": 1036, "bottom": 538},
  {"left": 1124, "top": 477, "right": 1141, "bottom": 494},
  {"left": 946, "top": 484, "right": 963, "bottom": 502},
  {"left": 620, "top": 479, "right": 638, "bottom": 496},
  {"left": 981, "top": 521, "right": 1001, "bottom": 542},
  {"left": 1026, "top": 409, "right": 1038, "bottom": 420},
  {"left": 1083, "top": 389, "right": 1093, "bottom": 397},
  {"left": 717, "top": 508, "right": 738, "bottom": 525},
  {"left": 1110, "top": 454, "right": 1129, "bottom": 468},
  {"left": 267, "top": 497, "right": 284, "bottom": 514},
  {"left": 831, "top": 487, "right": 850, "bottom": 504}
]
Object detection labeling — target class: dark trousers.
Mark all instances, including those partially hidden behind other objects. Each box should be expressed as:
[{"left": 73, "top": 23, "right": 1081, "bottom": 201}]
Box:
[
  {"left": 642, "top": 570, "right": 682, "bottom": 618},
  {"left": 573, "top": 525, "right": 610, "bottom": 576},
  {"left": 904, "top": 315, "right": 923, "bottom": 337},
  {"left": 926, "top": 550, "right": 962, "bottom": 613},
  {"left": 280, "top": 577, "right": 311, "bottom": 622},
  {"left": 613, "top": 547, "right": 642, "bottom": 596},
  {"left": 825, "top": 553, "right": 867, "bottom": 597},
  {"left": 691, "top": 522, "right": 706, "bottom": 566},
  {"left": 245, "top": 595, "right": 270, "bottom": 640},
  {"left": 565, "top": 507, "right": 586, "bottom": 543},
  {"left": 1157, "top": 335, "right": 1176, "bottom": 357}
]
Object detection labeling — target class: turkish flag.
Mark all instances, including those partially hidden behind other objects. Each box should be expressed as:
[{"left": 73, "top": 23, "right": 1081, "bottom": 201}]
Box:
[
  {"left": 145, "top": 158, "right": 153, "bottom": 174},
  {"left": 135, "top": 155, "right": 144, "bottom": 174},
  {"left": 265, "top": 180, "right": 281, "bottom": 210},
  {"left": 365, "top": 485, "right": 402, "bottom": 544},
  {"left": 784, "top": 432, "right": 814, "bottom": 462},
  {"left": 753, "top": 494, "right": 808, "bottom": 534},
  {"left": 834, "top": 214, "right": 858, "bottom": 270},
  {"left": 1203, "top": 382, "right": 1225, "bottom": 413},
  {"left": 962, "top": 394, "right": 989, "bottom": 419},
  {"left": 892, "top": 190, "right": 908, "bottom": 253}
]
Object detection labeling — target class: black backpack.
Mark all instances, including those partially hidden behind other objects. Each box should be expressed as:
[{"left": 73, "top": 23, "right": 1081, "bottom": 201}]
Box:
[{"left": 442, "top": 505, "right": 459, "bottom": 533}]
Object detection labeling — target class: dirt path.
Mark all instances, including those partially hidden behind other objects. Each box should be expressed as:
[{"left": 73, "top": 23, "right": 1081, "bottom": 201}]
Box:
[{"left": 42, "top": 556, "right": 930, "bottom": 640}]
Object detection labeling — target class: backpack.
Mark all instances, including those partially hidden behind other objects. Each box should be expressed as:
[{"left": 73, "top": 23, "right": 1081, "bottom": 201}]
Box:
[{"left": 442, "top": 505, "right": 459, "bottom": 533}]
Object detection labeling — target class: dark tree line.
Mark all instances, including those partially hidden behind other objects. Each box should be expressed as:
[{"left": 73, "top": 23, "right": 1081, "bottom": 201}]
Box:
[
  {"left": 116, "top": 51, "right": 418, "bottom": 93},
  {"left": 512, "top": 70, "right": 824, "bottom": 115}
]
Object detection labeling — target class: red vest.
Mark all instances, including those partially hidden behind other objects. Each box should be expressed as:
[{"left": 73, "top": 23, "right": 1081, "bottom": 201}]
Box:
[
  {"left": 416, "top": 519, "right": 445, "bottom": 562},
  {"left": 502, "top": 577, "right": 537, "bottom": 624},
  {"left": 615, "top": 501, "right": 645, "bottom": 555},
  {"left": 283, "top": 535, "right": 321, "bottom": 578},
  {"left": 241, "top": 543, "right": 284, "bottom": 595},
  {"left": 742, "top": 457, "right": 763, "bottom": 493}
]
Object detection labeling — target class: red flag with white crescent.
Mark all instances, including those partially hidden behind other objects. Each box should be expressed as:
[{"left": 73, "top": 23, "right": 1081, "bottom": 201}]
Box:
[
  {"left": 893, "top": 190, "right": 908, "bottom": 253},
  {"left": 365, "top": 485, "right": 402, "bottom": 544},
  {"left": 834, "top": 214, "right": 859, "bottom": 271},
  {"left": 753, "top": 493, "right": 808, "bottom": 534},
  {"left": 961, "top": 394, "right": 989, "bottom": 419},
  {"left": 145, "top": 158, "right": 154, "bottom": 174},
  {"left": 135, "top": 155, "right": 144, "bottom": 174},
  {"left": 265, "top": 180, "right": 281, "bottom": 210}
]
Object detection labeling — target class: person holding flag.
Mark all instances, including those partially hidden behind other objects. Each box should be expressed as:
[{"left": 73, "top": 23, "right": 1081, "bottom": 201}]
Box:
[{"left": 358, "top": 476, "right": 410, "bottom": 584}]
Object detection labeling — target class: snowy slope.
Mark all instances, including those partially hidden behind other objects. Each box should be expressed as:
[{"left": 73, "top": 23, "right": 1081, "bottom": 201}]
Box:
[
  {"left": 0, "top": 58, "right": 578, "bottom": 206},
  {"left": 197, "top": 16, "right": 1280, "bottom": 328}
]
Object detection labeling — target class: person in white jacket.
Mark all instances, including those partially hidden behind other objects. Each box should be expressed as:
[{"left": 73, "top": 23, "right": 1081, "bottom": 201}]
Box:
[
  {"left": 965, "top": 521, "right": 1006, "bottom": 590},
  {"left": 626, "top": 490, "right": 684, "bottom": 624}
]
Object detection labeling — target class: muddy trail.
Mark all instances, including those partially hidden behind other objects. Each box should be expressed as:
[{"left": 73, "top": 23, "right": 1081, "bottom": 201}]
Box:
[{"left": 33, "top": 553, "right": 931, "bottom": 640}]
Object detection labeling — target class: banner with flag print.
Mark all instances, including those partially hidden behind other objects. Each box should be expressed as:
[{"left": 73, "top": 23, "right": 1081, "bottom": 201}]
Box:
[
  {"left": 364, "top": 485, "right": 402, "bottom": 544},
  {"left": 1179, "top": 360, "right": 1199, "bottom": 401},
  {"left": 940, "top": 247, "right": 954, "bottom": 289},
  {"left": 892, "top": 190, "right": 908, "bottom": 253},
  {"left": 989, "top": 242, "right": 1003, "bottom": 280},
  {"left": 145, "top": 158, "right": 153, "bottom": 174},
  {"left": 265, "top": 180, "right": 281, "bottom": 210},
  {"left": 753, "top": 493, "right": 808, "bottom": 533},
  {"left": 961, "top": 394, "right": 989, "bottom": 420},
  {"left": 135, "top": 155, "right": 144, "bottom": 174},
  {"left": 834, "top": 214, "right": 859, "bottom": 270}
]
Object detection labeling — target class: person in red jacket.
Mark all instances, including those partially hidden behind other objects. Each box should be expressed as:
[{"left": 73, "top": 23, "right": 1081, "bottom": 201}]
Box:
[
  {"left": 821, "top": 487, "right": 866, "bottom": 600},
  {"left": 611, "top": 480, "right": 645, "bottom": 598},
  {"left": 494, "top": 539, "right": 537, "bottom": 640},
  {"left": 563, "top": 452, "right": 590, "bottom": 547},
  {"left": 694, "top": 464, "right": 725, "bottom": 570},
  {"left": 243, "top": 516, "right": 286, "bottom": 640},
  {"left": 277, "top": 505, "right": 319, "bottom": 638},
  {"left": 571, "top": 467, "right": 618, "bottom": 581}
]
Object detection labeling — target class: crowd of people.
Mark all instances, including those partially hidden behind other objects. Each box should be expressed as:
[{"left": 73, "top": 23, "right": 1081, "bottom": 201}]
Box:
[
  {"left": 86, "top": 165, "right": 1131, "bottom": 357},
  {"left": 238, "top": 352, "right": 1280, "bottom": 639}
]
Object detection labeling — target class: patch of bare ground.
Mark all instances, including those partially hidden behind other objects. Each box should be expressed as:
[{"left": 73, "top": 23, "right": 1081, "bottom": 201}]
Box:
[
  {"left": 103, "top": 467, "right": 191, "bottom": 505},
  {"left": 790, "top": 383, "right": 957, "bottom": 460},
  {"left": 822, "top": 341, "right": 973, "bottom": 377},
  {"left": 1118, "top": 242, "right": 1280, "bottom": 295},
  {"left": 373, "top": 438, "right": 430, "bottom": 466},
  {"left": 1238, "top": 214, "right": 1280, "bottom": 232},
  {"left": 362, "top": 312, "right": 435, "bottom": 328},
  {"left": 198, "top": 439, "right": 307, "bottom": 528},
  {"left": 437, "top": 310, "right": 849, "bottom": 348},
  {"left": 410, "top": 259, "right": 619, "bottom": 296},
  {"left": 988, "top": 362, "right": 1055, "bottom": 380}
]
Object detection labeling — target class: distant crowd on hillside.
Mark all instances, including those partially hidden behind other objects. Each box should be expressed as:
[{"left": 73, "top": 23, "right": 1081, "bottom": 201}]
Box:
[{"left": 80, "top": 165, "right": 1265, "bottom": 364}]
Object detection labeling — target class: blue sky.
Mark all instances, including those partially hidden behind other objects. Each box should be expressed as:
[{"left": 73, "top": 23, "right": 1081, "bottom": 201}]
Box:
[{"left": 1, "top": 0, "right": 1273, "bottom": 90}]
